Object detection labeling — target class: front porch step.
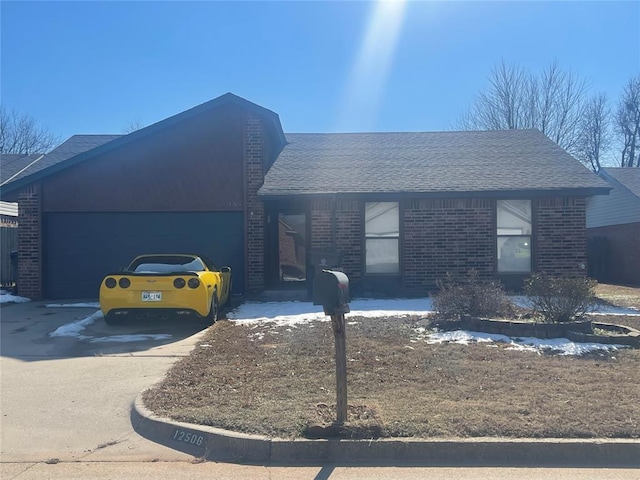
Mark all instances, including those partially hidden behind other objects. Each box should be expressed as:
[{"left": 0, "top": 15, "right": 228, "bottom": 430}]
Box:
[{"left": 246, "top": 289, "right": 310, "bottom": 302}]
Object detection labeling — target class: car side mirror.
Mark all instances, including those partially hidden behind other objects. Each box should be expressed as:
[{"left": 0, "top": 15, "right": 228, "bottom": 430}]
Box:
[{"left": 220, "top": 266, "right": 231, "bottom": 273}]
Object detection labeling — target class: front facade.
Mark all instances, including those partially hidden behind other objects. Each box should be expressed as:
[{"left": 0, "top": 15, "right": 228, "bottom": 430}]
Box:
[{"left": 0, "top": 93, "right": 610, "bottom": 300}]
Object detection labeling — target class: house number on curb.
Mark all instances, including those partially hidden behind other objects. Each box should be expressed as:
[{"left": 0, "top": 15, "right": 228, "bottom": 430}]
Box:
[{"left": 171, "top": 429, "right": 205, "bottom": 447}]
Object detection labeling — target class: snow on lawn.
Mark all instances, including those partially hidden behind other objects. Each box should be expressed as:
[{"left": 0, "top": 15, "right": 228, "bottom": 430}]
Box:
[
  {"left": 229, "top": 298, "right": 631, "bottom": 356},
  {"left": 227, "top": 298, "right": 434, "bottom": 326},
  {"left": 0, "top": 289, "right": 30, "bottom": 304},
  {"left": 419, "top": 329, "right": 630, "bottom": 356}
]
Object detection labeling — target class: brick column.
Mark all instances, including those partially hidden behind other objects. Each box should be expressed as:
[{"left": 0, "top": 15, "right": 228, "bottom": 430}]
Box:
[
  {"left": 244, "top": 115, "right": 265, "bottom": 293},
  {"left": 535, "top": 197, "right": 588, "bottom": 276},
  {"left": 335, "top": 200, "right": 362, "bottom": 284},
  {"left": 17, "top": 184, "right": 43, "bottom": 299}
]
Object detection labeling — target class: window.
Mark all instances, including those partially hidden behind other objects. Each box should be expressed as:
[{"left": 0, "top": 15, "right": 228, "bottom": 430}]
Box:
[
  {"left": 497, "top": 200, "right": 532, "bottom": 273},
  {"left": 365, "top": 202, "right": 399, "bottom": 274},
  {"left": 130, "top": 255, "right": 206, "bottom": 273}
]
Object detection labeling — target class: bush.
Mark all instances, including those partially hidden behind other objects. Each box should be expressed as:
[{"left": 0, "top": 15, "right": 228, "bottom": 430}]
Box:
[
  {"left": 432, "top": 270, "right": 512, "bottom": 319},
  {"left": 524, "top": 273, "right": 597, "bottom": 323}
]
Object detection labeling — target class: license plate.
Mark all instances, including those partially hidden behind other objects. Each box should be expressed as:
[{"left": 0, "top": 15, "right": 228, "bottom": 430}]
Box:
[{"left": 142, "top": 291, "right": 162, "bottom": 302}]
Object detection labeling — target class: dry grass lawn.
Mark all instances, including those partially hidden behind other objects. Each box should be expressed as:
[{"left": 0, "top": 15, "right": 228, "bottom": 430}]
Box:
[{"left": 144, "top": 283, "right": 640, "bottom": 439}]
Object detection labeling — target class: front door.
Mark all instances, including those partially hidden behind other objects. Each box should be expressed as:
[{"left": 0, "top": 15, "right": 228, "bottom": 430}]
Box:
[{"left": 277, "top": 212, "right": 307, "bottom": 284}]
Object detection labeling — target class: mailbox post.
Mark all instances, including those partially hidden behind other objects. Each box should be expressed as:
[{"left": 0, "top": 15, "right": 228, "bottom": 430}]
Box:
[{"left": 313, "top": 270, "right": 350, "bottom": 424}]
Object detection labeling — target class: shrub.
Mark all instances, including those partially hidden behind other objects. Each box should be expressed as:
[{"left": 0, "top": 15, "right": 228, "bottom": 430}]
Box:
[
  {"left": 524, "top": 273, "right": 597, "bottom": 323},
  {"left": 432, "top": 270, "right": 512, "bottom": 319}
]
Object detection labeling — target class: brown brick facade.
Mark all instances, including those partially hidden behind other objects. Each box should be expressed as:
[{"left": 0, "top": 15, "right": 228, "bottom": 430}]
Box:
[
  {"left": 335, "top": 200, "right": 362, "bottom": 283},
  {"left": 17, "top": 184, "right": 42, "bottom": 299},
  {"left": 244, "top": 115, "right": 266, "bottom": 293},
  {"left": 402, "top": 198, "right": 495, "bottom": 295},
  {"left": 306, "top": 196, "right": 590, "bottom": 296},
  {"left": 310, "top": 200, "right": 332, "bottom": 250},
  {"left": 535, "top": 197, "right": 588, "bottom": 276},
  {"left": 310, "top": 199, "right": 362, "bottom": 284}
]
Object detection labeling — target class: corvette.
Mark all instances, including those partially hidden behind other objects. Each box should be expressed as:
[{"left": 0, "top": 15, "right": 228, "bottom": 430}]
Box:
[{"left": 99, "top": 254, "right": 231, "bottom": 325}]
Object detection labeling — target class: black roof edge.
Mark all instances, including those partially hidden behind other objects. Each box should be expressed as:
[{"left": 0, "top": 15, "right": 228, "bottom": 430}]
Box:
[
  {"left": 259, "top": 187, "right": 612, "bottom": 201},
  {"left": 0, "top": 93, "right": 286, "bottom": 196}
]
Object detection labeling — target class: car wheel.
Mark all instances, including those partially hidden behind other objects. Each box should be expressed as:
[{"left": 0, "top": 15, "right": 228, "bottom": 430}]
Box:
[
  {"left": 208, "top": 295, "right": 219, "bottom": 324},
  {"left": 104, "top": 313, "right": 121, "bottom": 326}
]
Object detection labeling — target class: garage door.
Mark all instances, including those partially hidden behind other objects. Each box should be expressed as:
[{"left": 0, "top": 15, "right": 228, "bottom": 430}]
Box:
[{"left": 43, "top": 212, "right": 244, "bottom": 299}]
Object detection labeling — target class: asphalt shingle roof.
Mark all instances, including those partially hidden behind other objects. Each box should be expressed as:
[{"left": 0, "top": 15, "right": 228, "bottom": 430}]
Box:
[
  {"left": 6, "top": 135, "right": 122, "bottom": 186},
  {"left": 0, "top": 154, "right": 46, "bottom": 185},
  {"left": 259, "top": 129, "right": 610, "bottom": 197},
  {"left": 602, "top": 167, "right": 640, "bottom": 198}
]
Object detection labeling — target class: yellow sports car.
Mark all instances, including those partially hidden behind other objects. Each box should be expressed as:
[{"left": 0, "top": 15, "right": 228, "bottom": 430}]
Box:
[{"left": 99, "top": 254, "right": 231, "bottom": 325}]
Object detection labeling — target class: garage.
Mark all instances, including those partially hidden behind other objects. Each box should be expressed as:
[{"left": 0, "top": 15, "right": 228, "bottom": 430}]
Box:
[{"left": 43, "top": 212, "right": 244, "bottom": 299}]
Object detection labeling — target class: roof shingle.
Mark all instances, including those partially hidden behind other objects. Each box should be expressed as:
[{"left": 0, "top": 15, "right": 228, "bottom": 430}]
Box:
[
  {"left": 6, "top": 135, "right": 122, "bottom": 185},
  {"left": 259, "top": 129, "right": 610, "bottom": 197},
  {"left": 602, "top": 167, "right": 640, "bottom": 198},
  {"left": 1, "top": 153, "right": 46, "bottom": 185}
]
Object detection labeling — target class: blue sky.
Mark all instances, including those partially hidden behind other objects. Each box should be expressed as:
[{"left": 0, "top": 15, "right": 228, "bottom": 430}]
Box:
[{"left": 2, "top": 1, "right": 639, "bottom": 142}]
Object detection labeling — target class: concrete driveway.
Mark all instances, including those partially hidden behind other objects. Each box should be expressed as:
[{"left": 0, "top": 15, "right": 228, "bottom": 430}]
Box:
[
  {"left": 3, "top": 300, "right": 640, "bottom": 479},
  {"left": 0, "top": 300, "right": 207, "bottom": 463}
]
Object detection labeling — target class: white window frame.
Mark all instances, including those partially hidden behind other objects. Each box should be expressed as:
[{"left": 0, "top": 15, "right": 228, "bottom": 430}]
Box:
[
  {"left": 497, "top": 199, "right": 532, "bottom": 273},
  {"left": 365, "top": 202, "right": 400, "bottom": 274}
]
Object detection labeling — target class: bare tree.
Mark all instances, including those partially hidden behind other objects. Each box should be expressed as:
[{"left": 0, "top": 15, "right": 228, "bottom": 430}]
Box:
[
  {"left": 615, "top": 75, "right": 640, "bottom": 167},
  {"left": 576, "top": 93, "right": 611, "bottom": 172},
  {"left": 123, "top": 119, "right": 144, "bottom": 134},
  {"left": 459, "top": 61, "right": 588, "bottom": 155},
  {"left": 0, "top": 107, "right": 58, "bottom": 154}
]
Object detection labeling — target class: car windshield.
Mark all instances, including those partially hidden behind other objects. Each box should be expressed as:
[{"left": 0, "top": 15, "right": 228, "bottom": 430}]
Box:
[{"left": 128, "top": 256, "right": 206, "bottom": 273}]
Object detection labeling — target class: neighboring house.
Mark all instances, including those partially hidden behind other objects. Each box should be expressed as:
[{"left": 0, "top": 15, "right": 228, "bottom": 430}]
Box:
[
  {"left": 1, "top": 154, "right": 42, "bottom": 285},
  {"left": 586, "top": 168, "right": 640, "bottom": 286},
  {"left": 0, "top": 201, "right": 18, "bottom": 227},
  {"left": 1, "top": 153, "right": 46, "bottom": 227},
  {"left": 0, "top": 93, "right": 610, "bottom": 300}
]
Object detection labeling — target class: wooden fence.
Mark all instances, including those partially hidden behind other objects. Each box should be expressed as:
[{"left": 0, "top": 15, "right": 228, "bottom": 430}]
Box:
[{"left": 1, "top": 226, "right": 18, "bottom": 287}]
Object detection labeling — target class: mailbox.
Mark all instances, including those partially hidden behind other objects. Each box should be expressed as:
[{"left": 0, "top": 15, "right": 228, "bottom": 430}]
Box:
[{"left": 313, "top": 269, "right": 350, "bottom": 316}]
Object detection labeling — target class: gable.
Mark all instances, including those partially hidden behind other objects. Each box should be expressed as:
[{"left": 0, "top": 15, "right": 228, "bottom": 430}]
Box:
[
  {"left": 0, "top": 93, "right": 286, "bottom": 198},
  {"left": 42, "top": 104, "right": 247, "bottom": 213}
]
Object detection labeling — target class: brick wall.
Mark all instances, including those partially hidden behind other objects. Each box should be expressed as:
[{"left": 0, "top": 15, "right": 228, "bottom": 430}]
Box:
[
  {"left": 310, "top": 200, "right": 332, "bottom": 250},
  {"left": 402, "top": 198, "right": 495, "bottom": 295},
  {"left": 310, "top": 199, "right": 362, "bottom": 284},
  {"left": 17, "top": 184, "right": 42, "bottom": 299},
  {"left": 335, "top": 200, "right": 362, "bottom": 283},
  {"left": 244, "top": 115, "right": 265, "bottom": 293},
  {"left": 535, "top": 197, "right": 588, "bottom": 276},
  {"left": 306, "top": 195, "right": 590, "bottom": 296}
]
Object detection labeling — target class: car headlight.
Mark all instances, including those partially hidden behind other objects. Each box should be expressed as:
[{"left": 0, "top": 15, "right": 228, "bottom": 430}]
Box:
[
  {"left": 105, "top": 278, "right": 117, "bottom": 289},
  {"left": 119, "top": 278, "right": 131, "bottom": 288},
  {"left": 188, "top": 278, "right": 200, "bottom": 289},
  {"left": 173, "top": 278, "right": 186, "bottom": 289}
]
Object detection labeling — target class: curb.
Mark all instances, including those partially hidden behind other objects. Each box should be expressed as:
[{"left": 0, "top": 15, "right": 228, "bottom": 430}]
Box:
[{"left": 131, "top": 394, "right": 640, "bottom": 466}]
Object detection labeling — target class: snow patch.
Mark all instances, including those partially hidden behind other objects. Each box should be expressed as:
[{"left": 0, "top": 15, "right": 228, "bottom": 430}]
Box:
[
  {"left": 423, "top": 329, "right": 629, "bottom": 356},
  {"left": 0, "top": 290, "right": 30, "bottom": 304},
  {"left": 49, "top": 310, "right": 102, "bottom": 338},
  {"left": 227, "top": 298, "right": 434, "bottom": 326},
  {"left": 46, "top": 302, "right": 100, "bottom": 308}
]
